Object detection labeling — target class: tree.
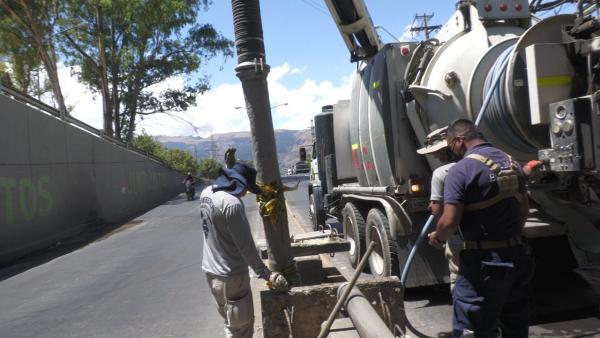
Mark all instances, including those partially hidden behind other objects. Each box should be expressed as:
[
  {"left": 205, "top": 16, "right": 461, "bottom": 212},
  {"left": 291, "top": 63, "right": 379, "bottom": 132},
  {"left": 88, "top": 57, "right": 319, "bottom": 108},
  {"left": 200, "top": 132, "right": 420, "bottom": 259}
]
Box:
[
  {"left": 164, "top": 148, "right": 199, "bottom": 175},
  {"left": 0, "top": 0, "right": 67, "bottom": 116},
  {"left": 231, "top": 0, "right": 297, "bottom": 282},
  {"left": 61, "top": 0, "right": 233, "bottom": 140},
  {"left": 198, "top": 158, "right": 222, "bottom": 179},
  {"left": 131, "top": 133, "right": 165, "bottom": 156},
  {"left": 131, "top": 133, "right": 200, "bottom": 174}
]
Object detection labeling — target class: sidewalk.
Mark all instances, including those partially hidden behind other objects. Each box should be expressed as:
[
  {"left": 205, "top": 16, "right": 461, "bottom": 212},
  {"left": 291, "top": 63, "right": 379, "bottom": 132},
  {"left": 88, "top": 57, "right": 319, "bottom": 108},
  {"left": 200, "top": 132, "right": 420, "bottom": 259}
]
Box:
[{"left": 247, "top": 200, "right": 311, "bottom": 337}]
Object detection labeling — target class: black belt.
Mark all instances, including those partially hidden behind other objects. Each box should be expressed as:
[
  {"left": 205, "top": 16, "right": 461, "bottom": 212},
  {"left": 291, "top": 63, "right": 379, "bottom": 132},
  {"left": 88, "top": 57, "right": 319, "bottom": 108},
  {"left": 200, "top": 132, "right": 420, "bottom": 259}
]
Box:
[{"left": 463, "top": 236, "right": 522, "bottom": 250}]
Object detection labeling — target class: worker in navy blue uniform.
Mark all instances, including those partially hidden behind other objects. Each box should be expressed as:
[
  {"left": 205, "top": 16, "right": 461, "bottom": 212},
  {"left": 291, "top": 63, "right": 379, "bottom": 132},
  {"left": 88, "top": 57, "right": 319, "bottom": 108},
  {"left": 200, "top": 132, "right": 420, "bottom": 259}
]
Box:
[{"left": 428, "top": 119, "right": 532, "bottom": 338}]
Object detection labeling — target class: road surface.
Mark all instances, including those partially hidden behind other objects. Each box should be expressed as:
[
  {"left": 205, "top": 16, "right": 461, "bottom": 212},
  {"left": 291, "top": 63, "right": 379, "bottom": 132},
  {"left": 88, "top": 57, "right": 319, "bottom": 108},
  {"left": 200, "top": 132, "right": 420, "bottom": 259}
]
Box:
[
  {"left": 0, "top": 188, "right": 224, "bottom": 338},
  {"left": 0, "top": 175, "right": 598, "bottom": 337},
  {"left": 283, "top": 175, "right": 600, "bottom": 337}
]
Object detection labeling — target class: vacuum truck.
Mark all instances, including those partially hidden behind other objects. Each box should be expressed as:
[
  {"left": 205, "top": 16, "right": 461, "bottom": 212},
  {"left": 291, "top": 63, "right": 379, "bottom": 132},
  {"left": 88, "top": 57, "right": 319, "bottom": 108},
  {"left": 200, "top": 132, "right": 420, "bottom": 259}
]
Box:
[{"left": 309, "top": 0, "right": 600, "bottom": 288}]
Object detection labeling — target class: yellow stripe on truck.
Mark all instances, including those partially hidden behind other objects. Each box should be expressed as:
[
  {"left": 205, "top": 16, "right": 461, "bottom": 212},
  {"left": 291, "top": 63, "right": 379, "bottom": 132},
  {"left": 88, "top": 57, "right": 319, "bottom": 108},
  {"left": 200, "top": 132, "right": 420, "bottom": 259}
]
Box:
[{"left": 537, "top": 75, "right": 572, "bottom": 86}]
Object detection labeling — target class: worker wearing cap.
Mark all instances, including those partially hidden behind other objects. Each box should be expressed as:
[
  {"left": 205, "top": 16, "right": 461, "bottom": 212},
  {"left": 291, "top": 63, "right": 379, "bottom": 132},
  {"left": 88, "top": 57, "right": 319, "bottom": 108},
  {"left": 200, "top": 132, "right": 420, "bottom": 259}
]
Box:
[
  {"left": 428, "top": 119, "right": 532, "bottom": 337},
  {"left": 199, "top": 162, "right": 288, "bottom": 338},
  {"left": 417, "top": 126, "right": 463, "bottom": 290}
]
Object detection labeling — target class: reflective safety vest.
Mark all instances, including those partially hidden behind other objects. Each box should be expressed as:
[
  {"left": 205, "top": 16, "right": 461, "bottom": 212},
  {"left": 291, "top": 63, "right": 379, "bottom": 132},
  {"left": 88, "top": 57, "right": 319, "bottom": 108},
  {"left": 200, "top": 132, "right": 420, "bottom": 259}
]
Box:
[{"left": 463, "top": 153, "right": 523, "bottom": 212}]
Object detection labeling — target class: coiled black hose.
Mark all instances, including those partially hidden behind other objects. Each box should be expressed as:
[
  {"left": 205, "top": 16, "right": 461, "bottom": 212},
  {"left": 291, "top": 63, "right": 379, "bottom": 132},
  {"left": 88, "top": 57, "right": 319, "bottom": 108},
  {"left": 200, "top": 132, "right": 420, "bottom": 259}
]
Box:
[
  {"left": 231, "top": 0, "right": 265, "bottom": 64},
  {"left": 481, "top": 46, "right": 538, "bottom": 154}
]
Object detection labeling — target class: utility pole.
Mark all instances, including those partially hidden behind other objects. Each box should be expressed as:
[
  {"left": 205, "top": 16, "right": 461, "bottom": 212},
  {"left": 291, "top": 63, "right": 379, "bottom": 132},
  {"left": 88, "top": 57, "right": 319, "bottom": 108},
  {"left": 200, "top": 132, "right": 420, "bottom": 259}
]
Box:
[
  {"left": 231, "top": 0, "right": 297, "bottom": 283},
  {"left": 209, "top": 132, "right": 218, "bottom": 160},
  {"left": 410, "top": 13, "right": 441, "bottom": 40}
]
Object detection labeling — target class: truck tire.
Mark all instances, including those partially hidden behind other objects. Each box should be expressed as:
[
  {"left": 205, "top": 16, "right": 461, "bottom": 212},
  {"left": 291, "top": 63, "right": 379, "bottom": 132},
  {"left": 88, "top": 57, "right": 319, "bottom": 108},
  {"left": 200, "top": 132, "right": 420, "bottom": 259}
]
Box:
[
  {"left": 311, "top": 186, "right": 326, "bottom": 231},
  {"left": 365, "top": 208, "right": 399, "bottom": 277},
  {"left": 341, "top": 202, "right": 366, "bottom": 268}
]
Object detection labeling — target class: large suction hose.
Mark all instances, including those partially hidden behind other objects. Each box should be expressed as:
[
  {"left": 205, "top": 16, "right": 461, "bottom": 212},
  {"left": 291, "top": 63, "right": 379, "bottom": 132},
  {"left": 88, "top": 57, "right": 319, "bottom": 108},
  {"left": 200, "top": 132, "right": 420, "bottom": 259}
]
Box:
[{"left": 480, "top": 46, "right": 538, "bottom": 154}]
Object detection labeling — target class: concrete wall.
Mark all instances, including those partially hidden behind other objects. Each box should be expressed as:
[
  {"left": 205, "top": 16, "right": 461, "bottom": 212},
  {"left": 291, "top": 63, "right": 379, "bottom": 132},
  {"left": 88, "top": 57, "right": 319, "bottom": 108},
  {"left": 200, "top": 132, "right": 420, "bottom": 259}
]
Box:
[{"left": 0, "top": 93, "right": 182, "bottom": 264}]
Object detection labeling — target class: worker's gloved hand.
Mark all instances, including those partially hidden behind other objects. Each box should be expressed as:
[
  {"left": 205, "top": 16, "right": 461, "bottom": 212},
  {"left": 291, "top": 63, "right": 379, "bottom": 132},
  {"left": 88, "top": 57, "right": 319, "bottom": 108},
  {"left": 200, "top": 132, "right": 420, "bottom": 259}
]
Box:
[
  {"left": 268, "top": 272, "right": 289, "bottom": 292},
  {"left": 427, "top": 231, "right": 446, "bottom": 250},
  {"left": 256, "top": 266, "right": 271, "bottom": 281},
  {"left": 224, "top": 148, "right": 237, "bottom": 169},
  {"left": 523, "top": 160, "right": 542, "bottom": 176}
]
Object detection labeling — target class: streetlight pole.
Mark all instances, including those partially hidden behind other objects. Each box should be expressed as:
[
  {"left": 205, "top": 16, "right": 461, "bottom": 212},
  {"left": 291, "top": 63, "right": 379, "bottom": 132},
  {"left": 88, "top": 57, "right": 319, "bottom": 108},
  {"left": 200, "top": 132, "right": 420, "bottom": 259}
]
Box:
[{"left": 234, "top": 102, "right": 288, "bottom": 110}]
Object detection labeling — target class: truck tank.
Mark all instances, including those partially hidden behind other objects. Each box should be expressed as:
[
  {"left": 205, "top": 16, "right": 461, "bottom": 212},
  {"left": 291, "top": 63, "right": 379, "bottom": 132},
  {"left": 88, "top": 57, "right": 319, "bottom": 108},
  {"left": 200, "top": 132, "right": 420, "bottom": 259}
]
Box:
[
  {"left": 318, "top": 0, "right": 600, "bottom": 287},
  {"left": 348, "top": 43, "right": 430, "bottom": 189}
]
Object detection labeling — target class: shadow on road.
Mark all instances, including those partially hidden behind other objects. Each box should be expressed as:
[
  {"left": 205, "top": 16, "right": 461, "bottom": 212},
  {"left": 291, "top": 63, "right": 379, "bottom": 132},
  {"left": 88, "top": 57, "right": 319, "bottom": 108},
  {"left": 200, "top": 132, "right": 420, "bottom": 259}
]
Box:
[
  {"left": 163, "top": 194, "right": 196, "bottom": 205},
  {"left": 0, "top": 192, "right": 192, "bottom": 282}
]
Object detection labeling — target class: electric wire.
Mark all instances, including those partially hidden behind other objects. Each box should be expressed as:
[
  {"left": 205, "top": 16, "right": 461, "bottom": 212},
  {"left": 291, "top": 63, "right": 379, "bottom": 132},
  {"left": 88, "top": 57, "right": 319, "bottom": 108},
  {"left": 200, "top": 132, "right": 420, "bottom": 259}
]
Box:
[
  {"left": 299, "top": 0, "right": 329, "bottom": 16},
  {"left": 306, "top": 0, "right": 328, "bottom": 12}
]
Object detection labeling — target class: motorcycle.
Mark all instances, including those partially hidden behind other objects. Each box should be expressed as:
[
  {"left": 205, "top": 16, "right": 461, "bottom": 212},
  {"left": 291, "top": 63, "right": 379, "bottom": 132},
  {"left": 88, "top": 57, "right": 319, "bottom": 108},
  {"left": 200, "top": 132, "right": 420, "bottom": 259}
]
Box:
[{"left": 185, "top": 182, "right": 195, "bottom": 201}]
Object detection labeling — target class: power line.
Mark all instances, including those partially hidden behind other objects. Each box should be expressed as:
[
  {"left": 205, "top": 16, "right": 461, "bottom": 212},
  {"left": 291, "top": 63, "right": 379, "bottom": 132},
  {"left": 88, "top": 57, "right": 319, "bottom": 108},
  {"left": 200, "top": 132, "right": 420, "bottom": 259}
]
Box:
[
  {"left": 306, "top": 0, "right": 327, "bottom": 12},
  {"left": 299, "top": 0, "right": 329, "bottom": 16}
]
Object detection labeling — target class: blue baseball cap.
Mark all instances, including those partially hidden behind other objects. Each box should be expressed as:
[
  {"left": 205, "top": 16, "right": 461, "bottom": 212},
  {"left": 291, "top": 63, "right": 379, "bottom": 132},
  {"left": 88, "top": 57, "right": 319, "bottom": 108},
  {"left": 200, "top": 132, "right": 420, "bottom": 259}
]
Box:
[{"left": 212, "top": 163, "right": 262, "bottom": 195}]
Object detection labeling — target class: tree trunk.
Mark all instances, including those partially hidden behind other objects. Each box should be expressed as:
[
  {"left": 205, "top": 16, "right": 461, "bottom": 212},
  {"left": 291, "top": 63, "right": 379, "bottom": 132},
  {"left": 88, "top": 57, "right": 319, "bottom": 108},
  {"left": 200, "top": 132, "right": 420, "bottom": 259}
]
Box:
[
  {"left": 231, "top": 0, "right": 297, "bottom": 282},
  {"left": 40, "top": 47, "right": 67, "bottom": 117},
  {"left": 110, "top": 19, "right": 122, "bottom": 139},
  {"left": 0, "top": 1, "right": 68, "bottom": 117},
  {"left": 96, "top": 5, "right": 113, "bottom": 137}
]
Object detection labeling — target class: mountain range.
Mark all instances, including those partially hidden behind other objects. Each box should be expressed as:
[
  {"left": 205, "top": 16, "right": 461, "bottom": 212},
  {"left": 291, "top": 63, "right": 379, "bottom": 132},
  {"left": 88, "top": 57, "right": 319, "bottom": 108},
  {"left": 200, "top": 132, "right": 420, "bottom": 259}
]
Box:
[{"left": 154, "top": 129, "right": 313, "bottom": 169}]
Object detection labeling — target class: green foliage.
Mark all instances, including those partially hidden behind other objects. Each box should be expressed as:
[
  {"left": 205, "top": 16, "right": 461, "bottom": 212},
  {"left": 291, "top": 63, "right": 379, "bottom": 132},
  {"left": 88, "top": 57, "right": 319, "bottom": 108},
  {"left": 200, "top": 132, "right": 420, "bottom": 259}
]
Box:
[
  {"left": 0, "top": 62, "right": 13, "bottom": 87},
  {"left": 132, "top": 133, "right": 200, "bottom": 175},
  {"left": 0, "top": 2, "right": 40, "bottom": 91},
  {"left": 198, "top": 158, "right": 222, "bottom": 179},
  {"left": 164, "top": 148, "right": 199, "bottom": 175},
  {"left": 131, "top": 133, "right": 165, "bottom": 156},
  {"left": 0, "top": 0, "right": 67, "bottom": 113},
  {"left": 60, "top": 0, "right": 233, "bottom": 140}
]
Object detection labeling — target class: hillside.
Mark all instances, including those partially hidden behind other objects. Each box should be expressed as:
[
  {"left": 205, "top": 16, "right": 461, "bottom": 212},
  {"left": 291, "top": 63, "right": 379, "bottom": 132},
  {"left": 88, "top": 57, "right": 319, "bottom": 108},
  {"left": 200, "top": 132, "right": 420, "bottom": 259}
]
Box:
[{"left": 154, "top": 129, "right": 313, "bottom": 170}]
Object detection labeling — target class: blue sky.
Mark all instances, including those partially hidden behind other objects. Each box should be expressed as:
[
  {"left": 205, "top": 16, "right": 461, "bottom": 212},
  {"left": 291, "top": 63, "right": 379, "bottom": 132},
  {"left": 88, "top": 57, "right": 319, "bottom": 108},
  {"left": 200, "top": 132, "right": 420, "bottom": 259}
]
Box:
[
  {"left": 63, "top": 1, "right": 578, "bottom": 137},
  {"left": 200, "top": 0, "right": 451, "bottom": 88}
]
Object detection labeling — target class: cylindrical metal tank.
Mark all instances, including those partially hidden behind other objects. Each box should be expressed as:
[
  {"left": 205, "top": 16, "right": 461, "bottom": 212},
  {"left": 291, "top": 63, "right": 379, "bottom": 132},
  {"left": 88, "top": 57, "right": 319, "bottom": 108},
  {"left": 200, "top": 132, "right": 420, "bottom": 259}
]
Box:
[
  {"left": 347, "top": 44, "right": 430, "bottom": 189},
  {"left": 413, "top": 5, "right": 576, "bottom": 161}
]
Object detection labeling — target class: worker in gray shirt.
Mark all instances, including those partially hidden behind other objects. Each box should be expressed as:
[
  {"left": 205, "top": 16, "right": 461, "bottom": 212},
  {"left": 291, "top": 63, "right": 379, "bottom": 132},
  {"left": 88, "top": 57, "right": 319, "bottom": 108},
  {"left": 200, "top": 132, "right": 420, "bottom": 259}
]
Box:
[
  {"left": 417, "top": 126, "right": 463, "bottom": 289},
  {"left": 199, "top": 162, "right": 287, "bottom": 338}
]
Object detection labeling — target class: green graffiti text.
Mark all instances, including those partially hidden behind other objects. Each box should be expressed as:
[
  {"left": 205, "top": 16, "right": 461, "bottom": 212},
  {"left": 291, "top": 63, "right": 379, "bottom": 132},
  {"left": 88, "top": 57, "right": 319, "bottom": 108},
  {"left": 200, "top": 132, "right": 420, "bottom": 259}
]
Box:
[{"left": 0, "top": 176, "right": 53, "bottom": 225}]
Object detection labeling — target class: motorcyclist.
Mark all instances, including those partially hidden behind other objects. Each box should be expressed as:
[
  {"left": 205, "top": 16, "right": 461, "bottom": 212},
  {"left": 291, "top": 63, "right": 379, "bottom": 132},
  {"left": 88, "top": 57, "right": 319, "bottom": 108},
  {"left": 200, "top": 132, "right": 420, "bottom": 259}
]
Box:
[{"left": 183, "top": 172, "right": 196, "bottom": 200}]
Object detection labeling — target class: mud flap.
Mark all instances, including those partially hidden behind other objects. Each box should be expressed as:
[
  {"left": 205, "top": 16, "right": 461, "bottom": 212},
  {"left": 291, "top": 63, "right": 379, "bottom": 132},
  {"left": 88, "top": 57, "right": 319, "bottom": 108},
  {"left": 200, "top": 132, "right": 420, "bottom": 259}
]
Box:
[
  {"left": 396, "top": 213, "right": 450, "bottom": 287},
  {"left": 530, "top": 189, "right": 600, "bottom": 266}
]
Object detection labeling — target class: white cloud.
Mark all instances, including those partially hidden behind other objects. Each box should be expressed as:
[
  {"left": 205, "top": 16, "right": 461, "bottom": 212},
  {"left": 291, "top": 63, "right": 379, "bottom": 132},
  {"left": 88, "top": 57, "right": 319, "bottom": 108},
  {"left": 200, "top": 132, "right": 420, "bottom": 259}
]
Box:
[
  {"left": 57, "top": 65, "right": 103, "bottom": 128},
  {"left": 399, "top": 24, "right": 415, "bottom": 42},
  {"left": 58, "top": 63, "right": 353, "bottom": 138}
]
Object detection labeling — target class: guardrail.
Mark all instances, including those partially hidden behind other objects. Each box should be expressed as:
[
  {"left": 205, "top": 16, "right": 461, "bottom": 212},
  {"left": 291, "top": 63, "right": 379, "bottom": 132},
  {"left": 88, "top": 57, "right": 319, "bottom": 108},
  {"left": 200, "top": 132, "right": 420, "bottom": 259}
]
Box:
[{"left": 0, "top": 84, "right": 173, "bottom": 169}]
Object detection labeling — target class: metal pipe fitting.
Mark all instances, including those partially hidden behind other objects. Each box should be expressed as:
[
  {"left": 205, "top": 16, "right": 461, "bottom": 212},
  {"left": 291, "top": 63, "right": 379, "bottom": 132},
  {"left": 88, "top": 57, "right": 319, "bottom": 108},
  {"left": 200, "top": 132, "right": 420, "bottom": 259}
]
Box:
[{"left": 337, "top": 283, "right": 395, "bottom": 338}]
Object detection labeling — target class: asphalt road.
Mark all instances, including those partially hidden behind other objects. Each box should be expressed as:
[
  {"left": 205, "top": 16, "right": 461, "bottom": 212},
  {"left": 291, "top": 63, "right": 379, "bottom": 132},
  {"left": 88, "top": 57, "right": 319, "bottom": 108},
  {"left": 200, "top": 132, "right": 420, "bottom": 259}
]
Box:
[
  {"left": 1, "top": 175, "right": 598, "bottom": 338},
  {"left": 281, "top": 175, "right": 600, "bottom": 337},
  {"left": 0, "top": 189, "right": 224, "bottom": 338}
]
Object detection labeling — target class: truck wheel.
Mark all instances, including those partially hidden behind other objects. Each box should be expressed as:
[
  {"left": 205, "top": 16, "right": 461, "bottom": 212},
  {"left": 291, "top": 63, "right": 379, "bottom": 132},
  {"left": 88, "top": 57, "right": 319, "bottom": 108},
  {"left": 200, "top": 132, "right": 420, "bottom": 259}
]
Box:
[
  {"left": 365, "top": 208, "right": 399, "bottom": 277},
  {"left": 341, "top": 202, "right": 366, "bottom": 268},
  {"left": 311, "top": 186, "right": 326, "bottom": 231}
]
